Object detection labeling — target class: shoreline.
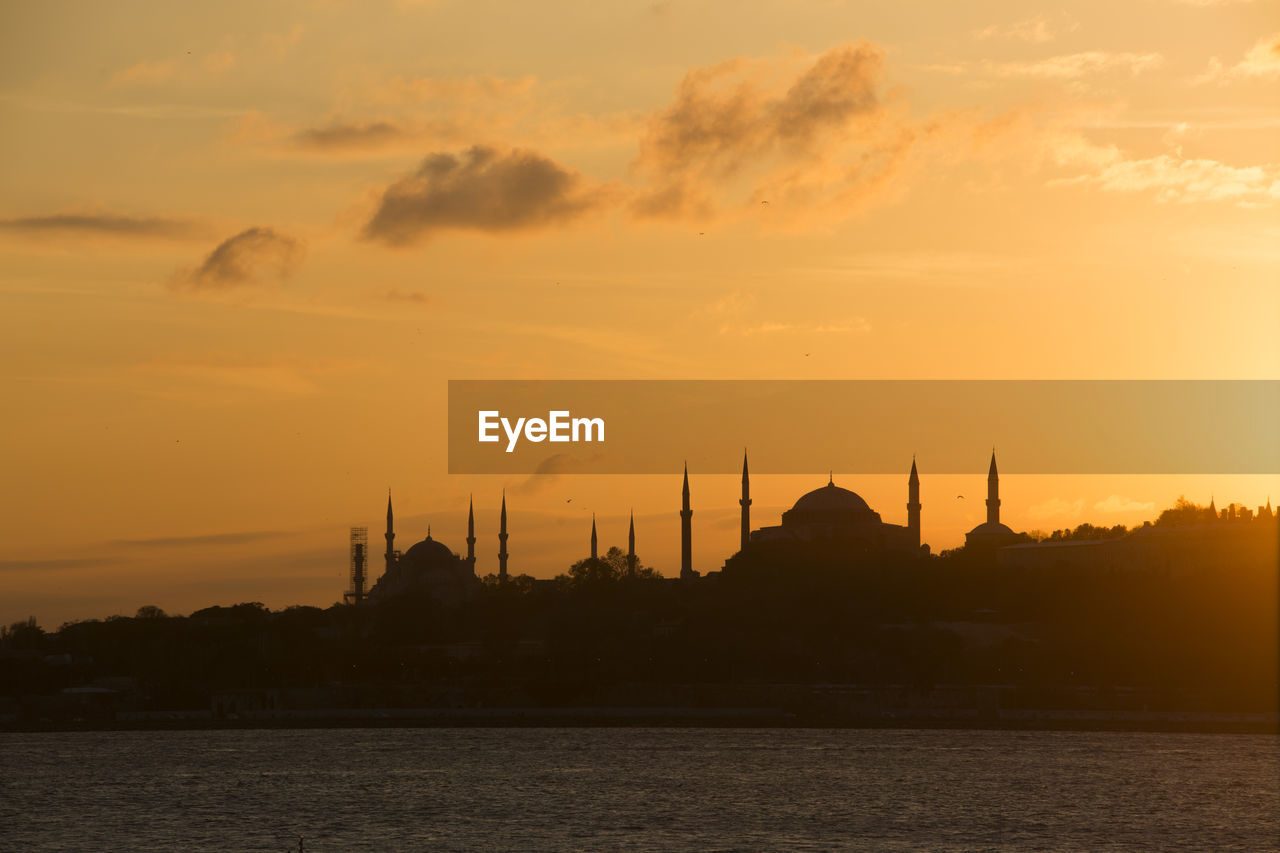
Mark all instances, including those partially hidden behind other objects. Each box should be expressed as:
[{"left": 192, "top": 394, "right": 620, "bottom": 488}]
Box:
[{"left": 4, "top": 708, "right": 1277, "bottom": 736}]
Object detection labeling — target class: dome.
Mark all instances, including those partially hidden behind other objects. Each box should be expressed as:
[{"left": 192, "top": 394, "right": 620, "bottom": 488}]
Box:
[
  {"left": 790, "top": 482, "right": 873, "bottom": 514},
  {"left": 780, "top": 479, "right": 881, "bottom": 529},
  {"left": 966, "top": 521, "right": 1014, "bottom": 537},
  {"left": 402, "top": 534, "right": 457, "bottom": 566}
]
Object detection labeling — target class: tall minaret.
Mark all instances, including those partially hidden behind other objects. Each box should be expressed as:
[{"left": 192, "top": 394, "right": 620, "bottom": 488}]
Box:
[
  {"left": 465, "top": 494, "right": 477, "bottom": 572},
  {"left": 627, "top": 511, "right": 637, "bottom": 575},
  {"left": 680, "top": 462, "right": 694, "bottom": 580},
  {"left": 740, "top": 449, "right": 751, "bottom": 553},
  {"left": 384, "top": 489, "right": 396, "bottom": 574},
  {"left": 907, "top": 456, "right": 921, "bottom": 549},
  {"left": 590, "top": 514, "right": 598, "bottom": 560},
  {"left": 986, "top": 450, "right": 1000, "bottom": 526},
  {"left": 498, "top": 490, "right": 509, "bottom": 581}
]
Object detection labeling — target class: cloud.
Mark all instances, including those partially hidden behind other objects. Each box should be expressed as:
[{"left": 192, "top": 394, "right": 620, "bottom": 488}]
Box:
[
  {"left": 383, "top": 288, "right": 432, "bottom": 304},
  {"left": 362, "top": 146, "right": 609, "bottom": 246},
  {"left": 0, "top": 558, "right": 122, "bottom": 573},
  {"left": 137, "top": 357, "right": 366, "bottom": 397},
  {"left": 1053, "top": 150, "right": 1280, "bottom": 204},
  {"left": 171, "top": 227, "right": 305, "bottom": 290},
  {"left": 632, "top": 42, "right": 914, "bottom": 220},
  {"left": 985, "top": 52, "right": 1164, "bottom": 79},
  {"left": 720, "top": 318, "right": 871, "bottom": 336},
  {"left": 110, "top": 51, "right": 237, "bottom": 87},
  {"left": 110, "top": 59, "right": 177, "bottom": 86},
  {"left": 364, "top": 74, "right": 537, "bottom": 106},
  {"left": 0, "top": 212, "right": 201, "bottom": 239},
  {"left": 973, "top": 18, "right": 1074, "bottom": 44},
  {"left": 1027, "top": 497, "right": 1085, "bottom": 520},
  {"left": 512, "top": 453, "right": 605, "bottom": 496},
  {"left": 229, "top": 74, "right": 546, "bottom": 158},
  {"left": 111, "top": 530, "right": 286, "bottom": 548},
  {"left": 291, "top": 120, "right": 408, "bottom": 151},
  {"left": 1195, "top": 31, "right": 1280, "bottom": 82},
  {"left": 1093, "top": 495, "right": 1156, "bottom": 514},
  {"left": 923, "top": 52, "right": 1163, "bottom": 81},
  {"left": 202, "top": 51, "right": 237, "bottom": 74}
]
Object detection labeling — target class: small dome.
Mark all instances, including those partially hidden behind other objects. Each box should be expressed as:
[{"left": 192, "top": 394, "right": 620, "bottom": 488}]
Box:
[{"left": 967, "top": 521, "right": 1014, "bottom": 537}]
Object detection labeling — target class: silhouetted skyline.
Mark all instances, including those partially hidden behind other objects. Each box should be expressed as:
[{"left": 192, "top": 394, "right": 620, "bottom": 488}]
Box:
[{"left": 2, "top": 1, "right": 1277, "bottom": 629}]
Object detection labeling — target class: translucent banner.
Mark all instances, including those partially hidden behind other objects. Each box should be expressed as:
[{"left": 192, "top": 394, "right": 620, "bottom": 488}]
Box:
[{"left": 447, "top": 380, "right": 1279, "bottom": 474}]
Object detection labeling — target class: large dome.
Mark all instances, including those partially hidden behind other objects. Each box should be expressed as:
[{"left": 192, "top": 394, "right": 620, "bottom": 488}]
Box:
[
  {"left": 402, "top": 535, "right": 457, "bottom": 566},
  {"left": 780, "top": 480, "right": 882, "bottom": 529},
  {"left": 790, "top": 482, "right": 873, "bottom": 514}
]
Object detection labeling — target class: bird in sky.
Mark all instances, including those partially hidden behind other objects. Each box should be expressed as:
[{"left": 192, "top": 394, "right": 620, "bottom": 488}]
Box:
[{"left": 957, "top": 495, "right": 965, "bottom": 499}]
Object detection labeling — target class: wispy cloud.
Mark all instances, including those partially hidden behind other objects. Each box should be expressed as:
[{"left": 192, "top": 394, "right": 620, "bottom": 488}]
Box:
[
  {"left": 110, "top": 59, "right": 178, "bottom": 86},
  {"left": 291, "top": 120, "right": 408, "bottom": 151},
  {"left": 110, "top": 50, "right": 239, "bottom": 87},
  {"left": 973, "top": 17, "right": 1076, "bottom": 44},
  {"left": 362, "top": 73, "right": 537, "bottom": 106},
  {"left": 112, "top": 530, "right": 286, "bottom": 548},
  {"left": 171, "top": 227, "right": 306, "bottom": 290},
  {"left": 0, "top": 212, "right": 203, "bottom": 240},
  {"left": 1028, "top": 497, "right": 1085, "bottom": 520},
  {"left": 231, "top": 74, "right": 539, "bottom": 158},
  {"left": 1195, "top": 31, "right": 1280, "bottom": 83},
  {"left": 985, "top": 52, "right": 1164, "bottom": 79},
  {"left": 1093, "top": 495, "right": 1155, "bottom": 513},
  {"left": 137, "top": 357, "right": 366, "bottom": 397},
  {"left": 383, "top": 288, "right": 433, "bottom": 304},
  {"left": 512, "top": 453, "right": 605, "bottom": 496},
  {"left": 631, "top": 42, "right": 926, "bottom": 222},
  {"left": 0, "top": 558, "right": 122, "bottom": 573},
  {"left": 720, "top": 318, "right": 871, "bottom": 336},
  {"left": 1052, "top": 147, "right": 1280, "bottom": 205}
]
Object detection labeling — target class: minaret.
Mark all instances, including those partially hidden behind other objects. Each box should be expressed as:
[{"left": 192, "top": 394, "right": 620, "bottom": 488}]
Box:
[
  {"left": 590, "top": 514, "right": 598, "bottom": 560},
  {"left": 986, "top": 450, "right": 1000, "bottom": 526},
  {"left": 907, "top": 456, "right": 921, "bottom": 549},
  {"left": 627, "top": 511, "right": 637, "bottom": 575},
  {"left": 680, "top": 462, "right": 694, "bottom": 580},
  {"left": 739, "top": 449, "right": 751, "bottom": 553},
  {"left": 498, "top": 490, "right": 509, "bottom": 581},
  {"left": 465, "top": 494, "right": 477, "bottom": 572},
  {"left": 384, "top": 489, "right": 396, "bottom": 574}
]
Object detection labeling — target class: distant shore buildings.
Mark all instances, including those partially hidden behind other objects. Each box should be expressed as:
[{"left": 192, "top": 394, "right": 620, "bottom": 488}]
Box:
[{"left": 346, "top": 453, "right": 1276, "bottom": 602}]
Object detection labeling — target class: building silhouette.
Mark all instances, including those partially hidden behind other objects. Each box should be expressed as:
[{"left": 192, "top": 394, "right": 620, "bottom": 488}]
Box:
[
  {"left": 680, "top": 463, "right": 695, "bottom": 580},
  {"left": 963, "top": 451, "right": 1023, "bottom": 553},
  {"left": 354, "top": 448, "right": 1280, "bottom": 604},
  {"left": 742, "top": 454, "right": 924, "bottom": 557},
  {"left": 365, "top": 490, "right": 481, "bottom": 604},
  {"left": 356, "top": 448, "right": 1055, "bottom": 600}
]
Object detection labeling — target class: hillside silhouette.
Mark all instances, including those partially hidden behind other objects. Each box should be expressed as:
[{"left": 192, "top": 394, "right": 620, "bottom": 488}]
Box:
[{"left": 2, "top": 499, "right": 1275, "bottom": 728}]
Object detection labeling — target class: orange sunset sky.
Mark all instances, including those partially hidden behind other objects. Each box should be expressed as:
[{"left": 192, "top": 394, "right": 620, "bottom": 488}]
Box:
[{"left": 2, "top": 1, "right": 1278, "bottom": 628}]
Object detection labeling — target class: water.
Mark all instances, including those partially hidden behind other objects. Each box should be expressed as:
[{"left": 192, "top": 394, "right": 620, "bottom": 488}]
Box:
[{"left": 1, "top": 728, "right": 1276, "bottom": 851}]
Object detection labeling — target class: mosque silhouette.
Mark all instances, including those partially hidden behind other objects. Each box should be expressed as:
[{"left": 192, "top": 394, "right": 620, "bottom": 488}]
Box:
[{"left": 360, "top": 451, "right": 1023, "bottom": 601}]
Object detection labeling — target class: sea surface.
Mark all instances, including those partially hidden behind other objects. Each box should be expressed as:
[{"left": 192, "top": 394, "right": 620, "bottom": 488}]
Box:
[{"left": 1, "top": 727, "right": 1276, "bottom": 852}]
